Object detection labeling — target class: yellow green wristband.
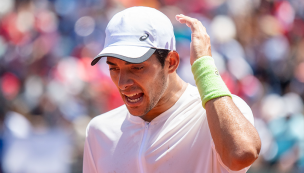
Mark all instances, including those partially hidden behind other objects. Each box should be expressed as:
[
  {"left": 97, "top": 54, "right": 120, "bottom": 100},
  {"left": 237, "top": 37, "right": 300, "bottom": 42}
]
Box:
[{"left": 191, "top": 56, "right": 232, "bottom": 108}]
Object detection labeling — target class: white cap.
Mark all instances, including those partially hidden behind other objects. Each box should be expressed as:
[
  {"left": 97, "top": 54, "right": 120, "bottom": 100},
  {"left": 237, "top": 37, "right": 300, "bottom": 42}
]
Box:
[{"left": 91, "top": 6, "right": 176, "bottom": 66}]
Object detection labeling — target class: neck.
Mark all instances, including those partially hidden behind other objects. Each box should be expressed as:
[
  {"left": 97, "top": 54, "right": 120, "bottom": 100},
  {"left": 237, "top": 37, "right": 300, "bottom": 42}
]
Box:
[{"left": 141, "top": 74, "right": 188, "bottom": 122}]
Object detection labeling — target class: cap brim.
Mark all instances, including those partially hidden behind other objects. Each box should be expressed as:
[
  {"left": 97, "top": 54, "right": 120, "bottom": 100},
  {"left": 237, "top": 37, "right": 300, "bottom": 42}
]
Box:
[{"left": 91, "top": 46, "right": 156, "bottom": 66}]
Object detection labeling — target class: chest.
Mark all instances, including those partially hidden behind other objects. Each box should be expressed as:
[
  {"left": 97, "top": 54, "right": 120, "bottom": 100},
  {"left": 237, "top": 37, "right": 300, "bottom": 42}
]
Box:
[{"left": 92, "top": 108, "right": 212, "bottom": 173}]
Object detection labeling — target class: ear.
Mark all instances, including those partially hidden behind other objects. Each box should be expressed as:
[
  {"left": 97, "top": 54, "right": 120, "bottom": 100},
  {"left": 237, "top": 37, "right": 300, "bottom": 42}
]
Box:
[{"left": 166, "top": 51, "right": 180, "bottom": 73}]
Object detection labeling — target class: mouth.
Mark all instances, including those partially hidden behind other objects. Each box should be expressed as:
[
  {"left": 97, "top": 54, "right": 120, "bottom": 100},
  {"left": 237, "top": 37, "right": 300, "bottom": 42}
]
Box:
[{"left": 122, "top": 92, "right": 144, "bottom": 106}]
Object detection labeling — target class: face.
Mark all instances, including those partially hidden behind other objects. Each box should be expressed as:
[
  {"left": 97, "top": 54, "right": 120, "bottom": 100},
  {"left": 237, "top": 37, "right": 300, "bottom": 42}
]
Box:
[{"left": 106, "top": 55, "right": 168, "bottom": 117}]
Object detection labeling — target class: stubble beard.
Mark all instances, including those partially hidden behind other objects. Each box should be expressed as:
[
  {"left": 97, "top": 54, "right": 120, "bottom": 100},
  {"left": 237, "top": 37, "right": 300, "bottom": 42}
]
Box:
[{"left": 140, "top": 70, "right": 168, "bottom": 117}]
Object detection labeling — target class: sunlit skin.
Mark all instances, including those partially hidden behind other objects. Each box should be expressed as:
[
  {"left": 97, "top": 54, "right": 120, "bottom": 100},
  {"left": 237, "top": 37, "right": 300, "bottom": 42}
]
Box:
[{"left": 106, "top": 52, "right": 187, "bottom": 122}]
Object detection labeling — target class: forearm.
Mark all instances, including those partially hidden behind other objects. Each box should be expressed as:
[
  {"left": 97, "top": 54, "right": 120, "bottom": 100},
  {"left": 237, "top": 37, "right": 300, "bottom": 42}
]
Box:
[{"left": 205, "top": 96, "right": 261, "bottom": 171}]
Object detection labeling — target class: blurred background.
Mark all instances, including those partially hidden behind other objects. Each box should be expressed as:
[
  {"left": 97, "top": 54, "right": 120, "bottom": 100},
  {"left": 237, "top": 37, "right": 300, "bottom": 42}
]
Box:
[{"left": 0, "top": 0, "right": 303, "bottom": 172}]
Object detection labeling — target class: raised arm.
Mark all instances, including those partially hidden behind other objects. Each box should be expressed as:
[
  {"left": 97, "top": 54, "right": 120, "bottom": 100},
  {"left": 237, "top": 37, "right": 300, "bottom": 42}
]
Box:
[{"left": 176, "top": 14, "right": 261, "bottom": 171}]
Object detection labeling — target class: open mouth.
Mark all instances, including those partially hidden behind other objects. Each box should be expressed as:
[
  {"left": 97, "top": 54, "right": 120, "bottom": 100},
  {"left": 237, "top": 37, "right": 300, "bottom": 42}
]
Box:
[{"left": 123, "top": 92, "right": 144, "bottom": 104}]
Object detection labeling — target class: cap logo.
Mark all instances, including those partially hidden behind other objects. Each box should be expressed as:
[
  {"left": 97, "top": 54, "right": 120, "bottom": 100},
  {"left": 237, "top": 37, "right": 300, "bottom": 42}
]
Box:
[{"left": 139, "top": 33, "right": 149, "bottom": 41}]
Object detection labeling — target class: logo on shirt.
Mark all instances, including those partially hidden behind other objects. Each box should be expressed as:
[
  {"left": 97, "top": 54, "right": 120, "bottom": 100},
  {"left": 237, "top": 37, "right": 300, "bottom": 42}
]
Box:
[{"left": 139, "top": 33, "right": 149, "bottom": 41}]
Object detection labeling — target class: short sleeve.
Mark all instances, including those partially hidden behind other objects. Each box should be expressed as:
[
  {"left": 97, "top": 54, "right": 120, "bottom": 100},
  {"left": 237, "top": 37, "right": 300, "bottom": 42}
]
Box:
[
  {"left": 231, "top": 95, "right": 254, "bottom": 126},
  {"left": 83, "top": 125, "right": 98, "bottom": 173}
]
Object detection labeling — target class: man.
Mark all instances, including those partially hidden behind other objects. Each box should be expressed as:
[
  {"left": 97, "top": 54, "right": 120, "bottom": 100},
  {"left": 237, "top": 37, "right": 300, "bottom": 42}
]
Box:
[{"left": 84, "top": 6, "right": 261, "bottom": 173}]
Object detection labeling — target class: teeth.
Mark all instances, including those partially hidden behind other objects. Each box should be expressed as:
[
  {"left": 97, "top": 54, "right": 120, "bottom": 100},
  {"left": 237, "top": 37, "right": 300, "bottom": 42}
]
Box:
[
  {"left": 127, "top": 96, "right": 142, "bottom": 103},
  {"left": 124, "top": 93, "right": 139, "bottom": 97}
]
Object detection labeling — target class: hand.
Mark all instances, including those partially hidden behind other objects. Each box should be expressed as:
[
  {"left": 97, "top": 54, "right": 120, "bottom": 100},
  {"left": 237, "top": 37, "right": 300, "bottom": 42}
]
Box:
[{"left": 175, "top": 14, "right": 212, "bottom": 65}]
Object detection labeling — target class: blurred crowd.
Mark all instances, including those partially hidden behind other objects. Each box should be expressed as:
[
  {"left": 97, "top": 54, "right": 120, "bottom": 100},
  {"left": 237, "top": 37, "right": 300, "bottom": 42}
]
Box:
[{"left": 0, "top": 0, "right": 304, "bottom": 172}]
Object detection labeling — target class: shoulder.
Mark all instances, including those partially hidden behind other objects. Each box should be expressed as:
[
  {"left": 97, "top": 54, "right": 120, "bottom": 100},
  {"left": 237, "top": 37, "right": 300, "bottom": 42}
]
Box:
[
  {"left": 231, "top": 94, "right": 254, "bottom": 126},
  {"left": 178, "top": 84, "right": 203, "bottom": 110},
  {"left": 185, "top": 85, "right": 254, "bottom": 126},
  {"left": 185, "top": 84, "right": 201, "bottom": 100},
  {"left": 86, "top": 105, "right": 128, "bottom": 136}
]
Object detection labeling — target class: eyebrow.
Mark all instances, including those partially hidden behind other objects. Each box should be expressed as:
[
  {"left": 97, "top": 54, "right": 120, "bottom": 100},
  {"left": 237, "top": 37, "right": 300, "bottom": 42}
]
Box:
[
  {"left": 106, "top": 61, "right": 137, "bottom": 65},
  {"left": 106, "top": 61, "right": 116, "bottom": 65}
]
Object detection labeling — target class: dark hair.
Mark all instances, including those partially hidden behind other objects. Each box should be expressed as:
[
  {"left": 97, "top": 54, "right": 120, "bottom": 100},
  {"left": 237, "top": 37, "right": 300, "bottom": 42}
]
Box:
[{"left": 154, "top": 49, "right": 170, "bottom": 67}]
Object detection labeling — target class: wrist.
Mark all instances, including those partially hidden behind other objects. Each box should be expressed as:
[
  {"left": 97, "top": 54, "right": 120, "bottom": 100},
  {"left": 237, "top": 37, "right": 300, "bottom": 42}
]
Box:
[{"left": 191, "top": 56, "right": 231, "bottom": 108}]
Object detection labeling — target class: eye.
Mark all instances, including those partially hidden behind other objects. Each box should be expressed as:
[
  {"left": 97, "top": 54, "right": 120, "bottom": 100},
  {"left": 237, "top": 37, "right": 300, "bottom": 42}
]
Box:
[
  {"left": 109, "top": 67, "right": 119, "bottom": 71},
  {"left": 132, "top": 66, "right": 143, "bottom": 70}
]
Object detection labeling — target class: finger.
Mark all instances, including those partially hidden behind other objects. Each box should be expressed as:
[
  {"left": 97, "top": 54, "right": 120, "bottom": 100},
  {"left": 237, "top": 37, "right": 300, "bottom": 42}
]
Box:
[
  {"left": 175, "top": 14, "right": 203, "bottom": 33},
  {"left": 175, "top": 15, "right": 191, "bottom": 27},
  {"left": 176, "top": 18, "right": 191, "bottom": 28},
  {"left": 176, "top": 14, "right": 207, "bottom": 32},
  {"left": 177, "top": 15, "right": 208, "bottom": 38}
]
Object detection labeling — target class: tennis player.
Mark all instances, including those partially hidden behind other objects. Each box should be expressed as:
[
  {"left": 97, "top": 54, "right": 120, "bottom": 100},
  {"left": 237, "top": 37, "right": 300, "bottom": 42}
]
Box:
[{"left": 83, "top": 6, "right": 261, "bottom": 173}]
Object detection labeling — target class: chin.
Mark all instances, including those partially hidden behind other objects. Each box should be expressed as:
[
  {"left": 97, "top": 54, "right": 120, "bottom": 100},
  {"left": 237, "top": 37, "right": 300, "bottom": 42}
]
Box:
[
  {"left": 126, "top": 107, "right": 145, "bottom": 116},
  {"left": 123, "top": 96, "right": 150, "bottom": 116}
]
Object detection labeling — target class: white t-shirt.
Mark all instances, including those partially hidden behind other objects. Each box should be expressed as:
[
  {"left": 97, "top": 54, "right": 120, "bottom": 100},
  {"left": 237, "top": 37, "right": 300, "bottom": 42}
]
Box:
[{"left": 83, "top": 84, "right": 254, "bottom": 173}]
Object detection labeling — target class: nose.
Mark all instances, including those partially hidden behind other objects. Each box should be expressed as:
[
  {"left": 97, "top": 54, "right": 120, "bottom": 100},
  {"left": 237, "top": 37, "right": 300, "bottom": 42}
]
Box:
[{"left": 118, "top": 71, "right": 134, "bottom": 90}]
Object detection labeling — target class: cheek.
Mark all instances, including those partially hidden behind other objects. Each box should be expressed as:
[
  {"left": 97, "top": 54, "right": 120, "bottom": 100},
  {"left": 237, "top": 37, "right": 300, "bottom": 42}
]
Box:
[
  {"left": 147, "top": 72, "right": 166, "bottom": 97},
  {"left": 110, "top": 73, "right": 119, "bottom": 85}
]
